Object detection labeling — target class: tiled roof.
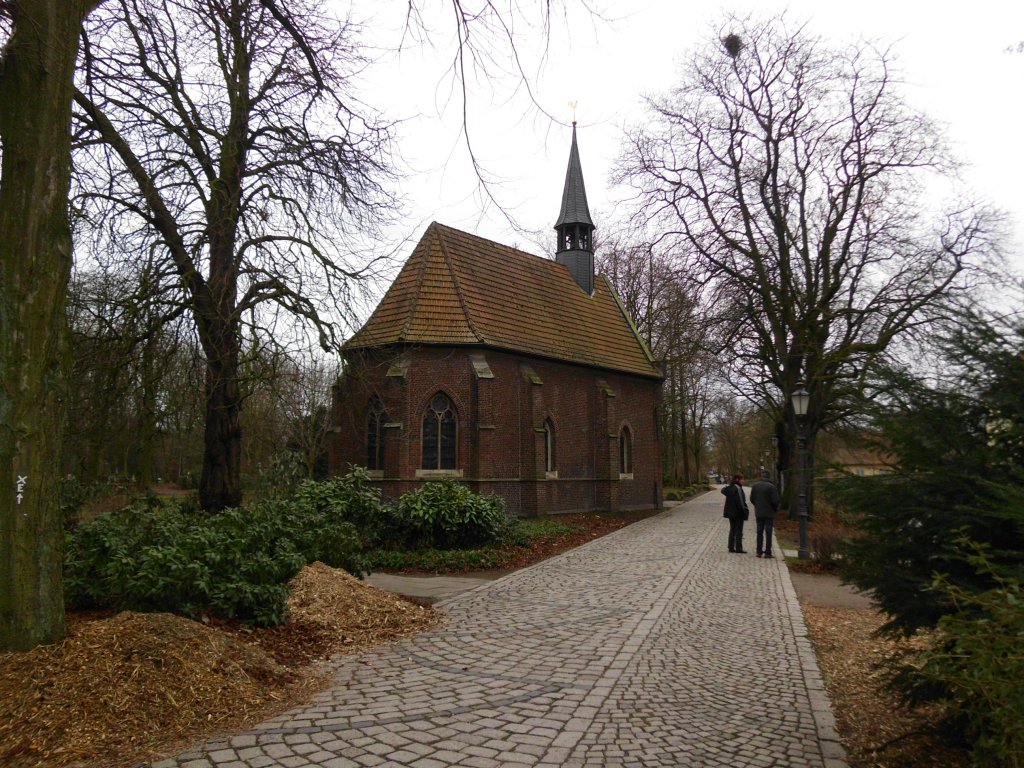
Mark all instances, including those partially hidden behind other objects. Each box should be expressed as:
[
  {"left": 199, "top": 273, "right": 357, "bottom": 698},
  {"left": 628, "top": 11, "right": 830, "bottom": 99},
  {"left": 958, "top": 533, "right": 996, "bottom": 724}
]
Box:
[{"left": 345, "top": 223, "right": 662, "bottom": 379}]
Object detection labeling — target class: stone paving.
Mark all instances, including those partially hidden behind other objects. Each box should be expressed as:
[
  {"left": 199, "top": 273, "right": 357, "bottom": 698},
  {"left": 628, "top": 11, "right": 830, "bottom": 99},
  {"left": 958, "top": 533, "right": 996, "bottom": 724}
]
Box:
[{"left": 151, "top": 491, "right": 847, "bottom": 768}]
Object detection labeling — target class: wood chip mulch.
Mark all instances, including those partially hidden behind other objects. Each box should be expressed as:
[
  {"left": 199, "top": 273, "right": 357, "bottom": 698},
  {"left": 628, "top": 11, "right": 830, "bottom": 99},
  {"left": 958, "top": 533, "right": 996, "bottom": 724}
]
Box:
[
  {"left": 802, "top": 604, "right": 970, "bottom": 768},
  {"left": 0, "top": 563, "right": 440, "bottom": 768},
  {"left": 2, "top": 507, "right": 969, "bottom": 768}
]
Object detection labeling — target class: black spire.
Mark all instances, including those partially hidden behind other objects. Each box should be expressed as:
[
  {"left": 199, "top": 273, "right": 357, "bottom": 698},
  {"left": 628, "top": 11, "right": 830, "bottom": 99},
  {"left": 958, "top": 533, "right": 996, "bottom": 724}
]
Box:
[{"left": 554, "top": 122, "right": 596, "bottom": 294}]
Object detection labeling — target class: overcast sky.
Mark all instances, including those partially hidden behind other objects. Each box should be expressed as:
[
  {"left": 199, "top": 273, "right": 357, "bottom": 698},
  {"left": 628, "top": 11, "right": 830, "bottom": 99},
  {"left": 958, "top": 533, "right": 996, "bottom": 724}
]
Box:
[{"left": 352, "top": 1, "right": 1024, "bottom": 294}]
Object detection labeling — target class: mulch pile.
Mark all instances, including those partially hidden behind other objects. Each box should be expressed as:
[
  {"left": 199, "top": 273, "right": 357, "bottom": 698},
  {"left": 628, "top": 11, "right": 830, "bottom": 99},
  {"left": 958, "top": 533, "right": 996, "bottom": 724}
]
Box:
[
  {"left": 802, "top": 604, "right": 969, "bottom": 768},
  {"left": 0, "top": 563, "right": 439, "bottom": 768},
  {"left": 232, "top": 562, "right": 440, "bottom": 667},
  {"left": 3, "top": 509, "right": 967, "bottom": 768}
]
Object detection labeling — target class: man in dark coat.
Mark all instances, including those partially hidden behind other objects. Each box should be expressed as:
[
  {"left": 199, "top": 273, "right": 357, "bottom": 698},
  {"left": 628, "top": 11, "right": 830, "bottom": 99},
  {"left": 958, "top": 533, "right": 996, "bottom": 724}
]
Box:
[
  {"left": 749, "top": 470, "right": 781, "bottom": 558},
  {"left": 721, "top": 474, "right": 749, "bottom": 553}
]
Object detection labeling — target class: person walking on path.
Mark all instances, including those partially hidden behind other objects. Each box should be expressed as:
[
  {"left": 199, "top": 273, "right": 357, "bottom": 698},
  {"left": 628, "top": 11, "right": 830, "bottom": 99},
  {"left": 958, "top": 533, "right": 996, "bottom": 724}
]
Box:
[
  {"left": 750, "top": 470, "right": 781, "bottom": 558},
  {"left": 721, "top": 473, "right": 749, "bottom": 553}
]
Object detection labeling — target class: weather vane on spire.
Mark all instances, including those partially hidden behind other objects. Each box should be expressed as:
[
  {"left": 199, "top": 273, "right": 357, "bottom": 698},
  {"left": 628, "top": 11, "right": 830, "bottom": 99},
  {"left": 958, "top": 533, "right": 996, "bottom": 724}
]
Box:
[{"left": 568, "top": 101, "right": 578, "bottom": 126}]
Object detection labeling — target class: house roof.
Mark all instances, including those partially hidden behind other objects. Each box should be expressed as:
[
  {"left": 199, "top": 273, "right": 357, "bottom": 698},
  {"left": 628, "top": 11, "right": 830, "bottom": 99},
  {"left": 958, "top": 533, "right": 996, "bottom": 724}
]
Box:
[{"left": 344, "top": 222, "right": 662, "bottom": 379}]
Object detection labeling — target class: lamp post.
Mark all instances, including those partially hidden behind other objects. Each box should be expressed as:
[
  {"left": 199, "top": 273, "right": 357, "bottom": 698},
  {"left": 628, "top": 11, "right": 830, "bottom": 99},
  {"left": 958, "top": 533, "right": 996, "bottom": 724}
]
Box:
[{"left": 791, "top": 383, "right": 811, "bottom": 559}]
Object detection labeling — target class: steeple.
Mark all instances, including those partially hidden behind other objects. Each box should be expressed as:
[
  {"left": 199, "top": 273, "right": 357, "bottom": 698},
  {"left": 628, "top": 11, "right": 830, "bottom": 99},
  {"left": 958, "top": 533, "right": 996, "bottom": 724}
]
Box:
[{"left": 554, "top": 122, "right": 596, "bottom": 294}]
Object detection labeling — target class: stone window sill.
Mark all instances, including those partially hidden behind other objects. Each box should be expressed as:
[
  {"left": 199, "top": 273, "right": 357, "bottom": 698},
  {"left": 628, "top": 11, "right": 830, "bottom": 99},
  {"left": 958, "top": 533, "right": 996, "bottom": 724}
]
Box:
[
  {"left": 415, "top": 469, "right": 464, "bottom": 479},
  {"left": 619, "top": 473, "right": 634, "bottom": 480}
]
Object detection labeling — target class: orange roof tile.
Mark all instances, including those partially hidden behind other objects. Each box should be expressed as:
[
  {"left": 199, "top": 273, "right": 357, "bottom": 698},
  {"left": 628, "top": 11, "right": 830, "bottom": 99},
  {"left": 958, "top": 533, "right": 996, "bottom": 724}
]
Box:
[{"left": 345, "top": 223, "right": 662, "bottom": 379}]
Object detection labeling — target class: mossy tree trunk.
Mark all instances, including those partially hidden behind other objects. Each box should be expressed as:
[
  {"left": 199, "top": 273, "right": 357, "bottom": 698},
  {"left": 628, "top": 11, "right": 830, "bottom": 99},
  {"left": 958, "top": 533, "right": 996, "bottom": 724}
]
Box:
[{"left": 0, "top": 0, "right": 101, "bottom": 652}]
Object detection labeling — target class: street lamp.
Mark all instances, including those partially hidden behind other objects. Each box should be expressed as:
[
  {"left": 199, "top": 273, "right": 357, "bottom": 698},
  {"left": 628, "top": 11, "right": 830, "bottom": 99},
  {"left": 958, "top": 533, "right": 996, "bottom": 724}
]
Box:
[{"left": 791, "top": 383, "right": 811, "bottom": 559}]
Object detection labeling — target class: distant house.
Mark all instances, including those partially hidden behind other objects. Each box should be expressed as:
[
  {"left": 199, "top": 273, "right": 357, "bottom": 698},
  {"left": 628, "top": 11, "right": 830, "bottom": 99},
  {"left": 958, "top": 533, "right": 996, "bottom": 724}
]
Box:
[
  {"left": 824, "top": 434, "right": 897, "bottom": 477},
  {"left": 328, "top": 126, "right": 664, "bottom": 516}
]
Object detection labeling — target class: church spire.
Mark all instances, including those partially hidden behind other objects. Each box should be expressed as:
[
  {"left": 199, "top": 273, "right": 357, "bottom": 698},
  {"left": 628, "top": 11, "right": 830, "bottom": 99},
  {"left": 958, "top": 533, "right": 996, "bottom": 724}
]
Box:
[{"left": 554, "top": 121, "right": 596, "bottom": 294}]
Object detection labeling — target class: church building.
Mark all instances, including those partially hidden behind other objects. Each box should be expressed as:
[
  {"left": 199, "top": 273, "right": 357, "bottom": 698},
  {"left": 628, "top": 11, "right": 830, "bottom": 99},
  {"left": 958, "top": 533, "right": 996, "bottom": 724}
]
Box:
[{"left": 328, "top": 126, "right": 664, "bottom": 516}]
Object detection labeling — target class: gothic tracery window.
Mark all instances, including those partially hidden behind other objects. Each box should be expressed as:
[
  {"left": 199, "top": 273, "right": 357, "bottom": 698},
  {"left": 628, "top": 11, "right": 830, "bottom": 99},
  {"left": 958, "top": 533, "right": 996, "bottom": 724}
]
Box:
[
  {"left": 544, "top": 419, "right": 556, "bottom": 473},
  {"left": 619, "top": 426, "right": 633, "bottom": 475},
  {"left": 366, "top": 396, "right": 387, "bottom": 471},
  {"left": 422, "top": 393, "right": 457, "bottom": 470}
]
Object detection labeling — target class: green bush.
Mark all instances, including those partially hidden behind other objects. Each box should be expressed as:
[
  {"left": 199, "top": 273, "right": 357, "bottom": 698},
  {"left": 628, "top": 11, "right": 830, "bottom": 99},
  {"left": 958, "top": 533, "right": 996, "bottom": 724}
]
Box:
[
  {"left": 395, "top": 481, "right": 512, "bottom": 549},
  {"left": 905, "top": 546, "right": 1024, "bottom": 766},
  {"left": 258, "top": 449, "right": 306, "bottom": 497},
  {"left": 59, "top": 475, "right": 88, "bottom": 528},
  {"left": 293, "top": 469, "right": 411, "bottom": 548},
  {"left": 64, "top": 485, "right": 365, "bottom": 626}
]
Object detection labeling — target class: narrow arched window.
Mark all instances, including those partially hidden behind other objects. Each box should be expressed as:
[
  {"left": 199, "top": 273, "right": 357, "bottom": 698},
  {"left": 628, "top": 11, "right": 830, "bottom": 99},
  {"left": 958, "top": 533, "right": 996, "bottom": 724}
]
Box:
[
  {"left": 619, "top": 426, "right": 633, "bottom": 475},
  {"left": 422, "top": 393, "right": 457, "bottom": 469},
  {"left": 366, "top": 396, "right": 387, "bottom": 470},
  {"left": 544, "top": 419, "right": 556, "bottom": 473}
]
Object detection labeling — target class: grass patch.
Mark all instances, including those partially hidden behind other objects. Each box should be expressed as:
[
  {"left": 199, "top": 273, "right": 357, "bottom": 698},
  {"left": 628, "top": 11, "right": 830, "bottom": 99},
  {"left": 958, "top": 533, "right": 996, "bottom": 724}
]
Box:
[
  {"left": 513, "top": 518, "right": 580, "bottom": 541},
  {"left": 364, "top": 517, "right": 583, "bottom": 573},
  {"left": 363, "top": 548, "right": 505, "bottom": 573}
]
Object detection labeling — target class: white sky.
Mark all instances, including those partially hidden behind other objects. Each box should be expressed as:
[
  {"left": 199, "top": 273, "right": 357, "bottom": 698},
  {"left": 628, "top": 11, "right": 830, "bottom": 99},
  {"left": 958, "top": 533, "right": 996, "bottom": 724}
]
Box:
[{"left": 351, "top": 1, "right": 1024, "bottom": 298}]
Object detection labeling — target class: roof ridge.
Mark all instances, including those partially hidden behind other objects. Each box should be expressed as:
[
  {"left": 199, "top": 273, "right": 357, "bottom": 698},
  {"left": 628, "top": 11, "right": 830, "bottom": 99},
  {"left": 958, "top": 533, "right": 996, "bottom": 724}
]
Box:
[
  {"left": 435, "top": 225, "right": 485, "bottom": 344},
  {"left": 601, "top": 274, "right": 659, "bottom": 367},
  {"left": 398, "top": 222, "right": 435, "bottom": 341}
]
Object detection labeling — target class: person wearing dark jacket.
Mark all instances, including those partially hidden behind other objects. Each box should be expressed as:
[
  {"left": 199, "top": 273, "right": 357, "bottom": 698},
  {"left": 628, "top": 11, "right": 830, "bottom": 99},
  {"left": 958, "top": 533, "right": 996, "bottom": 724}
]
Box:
[
  {"left": 749, "top": 470, "right": 781, "bottom": 558},
  {"left": 721, "top": 474, "right": 749, "bottom": 553}
]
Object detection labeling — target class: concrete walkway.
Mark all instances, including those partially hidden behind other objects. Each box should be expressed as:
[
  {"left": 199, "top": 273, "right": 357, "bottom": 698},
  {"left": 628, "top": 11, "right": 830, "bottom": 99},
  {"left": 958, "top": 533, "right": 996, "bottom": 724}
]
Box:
[{"left": 152, "top": 491, "right": 847, "bottom": 768}]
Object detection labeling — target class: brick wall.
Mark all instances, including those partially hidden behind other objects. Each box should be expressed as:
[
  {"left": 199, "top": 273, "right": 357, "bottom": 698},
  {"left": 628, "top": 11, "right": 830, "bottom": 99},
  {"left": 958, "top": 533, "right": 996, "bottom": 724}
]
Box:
[{"left": 330, "top": 346, "right": 662, "bottom": 516}]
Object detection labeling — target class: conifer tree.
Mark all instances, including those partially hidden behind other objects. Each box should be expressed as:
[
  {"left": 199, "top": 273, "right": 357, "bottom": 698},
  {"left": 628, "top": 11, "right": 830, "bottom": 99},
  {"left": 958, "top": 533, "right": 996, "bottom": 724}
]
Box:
[{"left": 827, "top": 311, "right": 1024, "bottom": 637}]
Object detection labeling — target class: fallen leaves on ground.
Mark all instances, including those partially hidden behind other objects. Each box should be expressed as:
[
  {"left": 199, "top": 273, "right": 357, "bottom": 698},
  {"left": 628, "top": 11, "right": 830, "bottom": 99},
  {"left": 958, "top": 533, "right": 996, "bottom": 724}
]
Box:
[
  {"left": 0, "top": 563, "right": 439, "bottom": 768},
  {"left": 802, "top": 604, "right": 969, "bottom": 768}
]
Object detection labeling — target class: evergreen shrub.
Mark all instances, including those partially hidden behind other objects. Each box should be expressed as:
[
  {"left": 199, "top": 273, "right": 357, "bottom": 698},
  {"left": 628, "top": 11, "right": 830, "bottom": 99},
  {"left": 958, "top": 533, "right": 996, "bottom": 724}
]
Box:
[
  {"left": 293, "top": 468, "right": 411, "bottom": 548},
  {"left": 909, "top": 545, "right": 1024, "bottom": 766},
  {"left": 64, "top": 485, "right": 365, "bottom": 626},
  {"left": 395, "top": 480, "right": 512, "bottom": 549}
]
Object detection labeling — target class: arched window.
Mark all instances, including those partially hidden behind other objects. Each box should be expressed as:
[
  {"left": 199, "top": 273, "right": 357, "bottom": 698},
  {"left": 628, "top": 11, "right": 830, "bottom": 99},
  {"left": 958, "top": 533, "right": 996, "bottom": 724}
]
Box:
[
  {"left": 543, "top": 418, "right": 556, "bottom": 473},
  {"left": 422, "top": 393, "right": 457, "bottom": 470},
  {"left": 366, "top": 396, "right": 387, "bottom": 470},
  {"left": 619, "top": 426, "right": 633, "bottom": 475}
]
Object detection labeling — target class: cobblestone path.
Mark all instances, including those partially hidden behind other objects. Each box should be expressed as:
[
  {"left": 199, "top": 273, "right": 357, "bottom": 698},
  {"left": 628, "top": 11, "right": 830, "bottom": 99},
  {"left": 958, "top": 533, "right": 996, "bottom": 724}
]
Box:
[{"left": 153, "top": 491, "right": 846, "bottom": 768}]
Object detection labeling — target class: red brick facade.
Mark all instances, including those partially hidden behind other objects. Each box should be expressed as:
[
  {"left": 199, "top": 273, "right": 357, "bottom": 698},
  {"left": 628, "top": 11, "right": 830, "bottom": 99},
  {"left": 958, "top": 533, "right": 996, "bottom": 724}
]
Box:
[{"left": 330, "top": 346, "right": 662, "bottom": 516}]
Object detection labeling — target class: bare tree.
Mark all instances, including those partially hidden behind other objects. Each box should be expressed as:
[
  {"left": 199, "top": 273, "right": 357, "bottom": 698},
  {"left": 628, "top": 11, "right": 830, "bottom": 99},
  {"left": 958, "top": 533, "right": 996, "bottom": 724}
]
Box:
[
  {"left": 1, "top": 0, "right": 592, "bottom": 650},
  {"left": 277, "top": 354, "right": 337, "bottom": 480},
  {"left": 237, "top": 346, "right": 335, "bottom": 482},
  {"left": 617, "top": 13, "right": 999, "bottom": 499},
  {"left": 598, "top": 235, "right": 724, "bottom": 485},
  {"left": 72, "top": 0, "right": 400, "bottom": 511},
  {"left": 72, "top": 0, "right": 592, "bottom": 512},
  {"left": 65, "top": 261, "right": 195, "bottom": 485}
]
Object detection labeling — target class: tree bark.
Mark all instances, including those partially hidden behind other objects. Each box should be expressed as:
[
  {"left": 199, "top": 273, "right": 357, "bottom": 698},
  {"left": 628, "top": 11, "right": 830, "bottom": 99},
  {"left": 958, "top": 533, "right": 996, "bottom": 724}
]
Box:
[
  {"left": 0, "top": 0, "right": 99, "bottom": 651},
  {"left": 136, "top": 331, "right": 158, "bottom": 486},
  {"left": 198, "top": 327, "right": 243, "bottom": 511}
]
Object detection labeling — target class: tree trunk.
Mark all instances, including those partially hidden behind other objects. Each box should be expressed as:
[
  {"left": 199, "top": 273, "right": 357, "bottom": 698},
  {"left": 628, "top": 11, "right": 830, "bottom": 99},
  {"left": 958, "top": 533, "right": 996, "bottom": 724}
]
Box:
[
  {"left": 199, "top": 336, "right": 243, "bottom": 511},
  {"left": 136, "top": 332, "right": 158, "bottom": 486},
  {"left": 680, "top": 409, "right": 692, "bottom": 485},
  {"left": 0, "top": 0, "right": 98, "bottom": 651}
]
